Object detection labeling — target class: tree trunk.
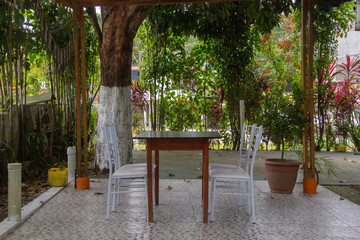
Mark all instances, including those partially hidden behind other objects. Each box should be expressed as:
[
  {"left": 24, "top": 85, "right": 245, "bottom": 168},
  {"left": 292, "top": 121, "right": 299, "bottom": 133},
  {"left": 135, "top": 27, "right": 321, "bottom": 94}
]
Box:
[{"left": 96, "top": 6, "right": 151, "bottom": 170}]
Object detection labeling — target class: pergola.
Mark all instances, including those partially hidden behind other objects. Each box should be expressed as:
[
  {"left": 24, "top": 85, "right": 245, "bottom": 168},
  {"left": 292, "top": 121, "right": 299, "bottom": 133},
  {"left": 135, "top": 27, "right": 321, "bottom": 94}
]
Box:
[{"left": 57, "top": 0, "right": 316, "bottom": 192}]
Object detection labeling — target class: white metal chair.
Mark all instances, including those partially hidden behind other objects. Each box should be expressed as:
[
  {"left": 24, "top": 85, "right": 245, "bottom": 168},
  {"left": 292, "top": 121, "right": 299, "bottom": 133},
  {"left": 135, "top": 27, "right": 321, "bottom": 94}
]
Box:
[
  {"left": 209, "top": 123, "right": 256, "bottom": 173},
  {"left": 209, "top": 125, "right": 263, "bottom": 223},
  {"left": 102, "top": 123, "right": 154, "bottom": 220}
]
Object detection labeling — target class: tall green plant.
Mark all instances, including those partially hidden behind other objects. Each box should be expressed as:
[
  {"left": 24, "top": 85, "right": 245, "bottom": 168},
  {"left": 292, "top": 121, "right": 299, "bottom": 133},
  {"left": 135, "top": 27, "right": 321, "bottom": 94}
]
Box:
[
  {"left": 310, "top": 2, "right": 355, "bottom": 150},
  {"left": 261, "top": 79, "right": 304, "bottom": 160}
]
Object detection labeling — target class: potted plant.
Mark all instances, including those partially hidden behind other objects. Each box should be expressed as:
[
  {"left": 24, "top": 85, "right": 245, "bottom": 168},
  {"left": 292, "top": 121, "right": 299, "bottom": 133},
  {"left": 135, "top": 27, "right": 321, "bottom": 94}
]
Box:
[{"left": 262, "top": 79, "right": 304, "bottom": 193}]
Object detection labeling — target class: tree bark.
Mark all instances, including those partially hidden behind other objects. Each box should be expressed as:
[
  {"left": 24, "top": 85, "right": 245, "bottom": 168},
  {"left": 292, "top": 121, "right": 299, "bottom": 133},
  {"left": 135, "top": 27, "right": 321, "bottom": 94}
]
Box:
[{"left": 96, "top": 6, "right": 151, "bottom": 169}]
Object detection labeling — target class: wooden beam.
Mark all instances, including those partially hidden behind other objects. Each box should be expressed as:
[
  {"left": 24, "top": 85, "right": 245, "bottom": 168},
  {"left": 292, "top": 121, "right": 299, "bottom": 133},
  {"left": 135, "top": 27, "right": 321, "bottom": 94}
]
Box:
[{"left": 57, "top": 0, "right": 238, "bottom": 7}]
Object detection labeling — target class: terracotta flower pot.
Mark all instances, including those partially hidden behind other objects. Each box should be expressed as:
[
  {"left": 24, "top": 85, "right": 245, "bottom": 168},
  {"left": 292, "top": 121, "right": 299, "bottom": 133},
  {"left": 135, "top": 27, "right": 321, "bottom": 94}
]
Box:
[
  {"left": 303, "top": 177, "right": 317, "bottom": 194},
  {"left": 265, "top": 159, "right": 300, "bottom": 194},
  {"left": 76, "top": 176, "right": 90, "bottom": 189}
]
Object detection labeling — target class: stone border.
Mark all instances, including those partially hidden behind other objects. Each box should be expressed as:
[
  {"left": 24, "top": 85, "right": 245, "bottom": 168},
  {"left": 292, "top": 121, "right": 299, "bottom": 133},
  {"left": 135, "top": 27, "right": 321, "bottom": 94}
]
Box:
[{"left": 0, "top": 180, "right": 72, "bottom": 240}]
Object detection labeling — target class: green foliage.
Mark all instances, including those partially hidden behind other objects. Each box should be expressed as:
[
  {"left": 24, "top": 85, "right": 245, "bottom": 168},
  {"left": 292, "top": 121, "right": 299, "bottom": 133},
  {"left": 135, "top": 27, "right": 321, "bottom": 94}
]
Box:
[
  {"left": 314, "top": 61, "right": 337, "bottom": 151},
  {"left": 0, "top": 0, "right": 100, "bottom": 183},
  {"left": 137, "top": 11, "right": 221, "bottom": 133},
  {"left": 261, "top": 77, "right": 304, "bottom": 160},
  {"left": 256, "top": 13, "right": 301, "bottom": 91},
  {"left": 348, "top": 112, "right": 360, "bottom": 152},
  {"left": 295, "top": 149, "right": 339, "bottom": 181},
  {"left": 0, "top": 140, "right": 15, "bottom": 160},
  {"left": 135, "top": 2, "right": 294, "bottom": 149},
  {"left": 311, "top": 2, "right": 355, "bottom": 151},
  {"left": 24, "top": 132, "right": 49, "bottom": 179}
]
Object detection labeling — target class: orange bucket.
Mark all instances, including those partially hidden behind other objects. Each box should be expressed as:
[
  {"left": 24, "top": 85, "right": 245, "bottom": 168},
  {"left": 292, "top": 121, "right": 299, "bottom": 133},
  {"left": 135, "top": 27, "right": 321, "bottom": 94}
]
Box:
[
  {"left": 77, "top": 176, "right": 90, "bottom": 189},
  {"left": 303, "top": 177, "right": 317, "bottom": 194}
]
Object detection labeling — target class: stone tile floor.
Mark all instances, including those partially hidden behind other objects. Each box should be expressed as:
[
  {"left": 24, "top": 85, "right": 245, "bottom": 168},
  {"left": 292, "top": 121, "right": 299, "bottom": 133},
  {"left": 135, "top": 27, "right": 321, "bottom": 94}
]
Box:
[{"left": 4, "top": 179, "right": 360, "bottom": 240}]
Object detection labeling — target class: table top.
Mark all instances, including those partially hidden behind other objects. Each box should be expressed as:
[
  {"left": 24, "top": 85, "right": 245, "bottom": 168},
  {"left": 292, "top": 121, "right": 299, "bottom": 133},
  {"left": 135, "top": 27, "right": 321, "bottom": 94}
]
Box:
[{"left": 133, "top": 131, "right": 221, "bottom": 139}]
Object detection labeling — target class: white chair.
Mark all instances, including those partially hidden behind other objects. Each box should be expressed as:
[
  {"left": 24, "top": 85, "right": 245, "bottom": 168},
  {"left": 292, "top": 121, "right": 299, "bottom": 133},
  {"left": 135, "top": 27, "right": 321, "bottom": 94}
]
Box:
[
  {"left": 209, "top": 125, "right": 263, "bottom": 223},
  {"left": 102, "top": 123, "right": 154, "bottom": 220},
  {"left": 209, "top": 123, "right": 256, "bottom": 173}
]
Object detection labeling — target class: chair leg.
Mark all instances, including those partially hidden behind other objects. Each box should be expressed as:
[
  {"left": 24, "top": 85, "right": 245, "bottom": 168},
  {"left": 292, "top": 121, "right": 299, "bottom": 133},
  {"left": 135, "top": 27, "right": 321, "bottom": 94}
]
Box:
[
  {"left": 210, "top": 178, "right": 216, "bottom": 221},
  {"left": 246, "top": 181, "right": 250, "bottom": 214},
  {"left": 153, "top": 173, "right": 155, "bottom": 206},
  {"left": 116, "top": 178, "right": 121, "bottom": 205},
  {"left": 106, "top": 177, "right": 112, "bottom": 220},
  {"left": 239, "top": 182, "right": 242, "bottom": 206},
  {"left": 250, "top": 180, "right": 256, "bottom": 223},
  {"left": 112, "top": 178, "right": 117, "bottom": 212},
  {"left": 208, "top": 177, "right": 215, "bottom": 214},
  {"left": 145, "top": 176, "right": 149, "bottom": 211}
]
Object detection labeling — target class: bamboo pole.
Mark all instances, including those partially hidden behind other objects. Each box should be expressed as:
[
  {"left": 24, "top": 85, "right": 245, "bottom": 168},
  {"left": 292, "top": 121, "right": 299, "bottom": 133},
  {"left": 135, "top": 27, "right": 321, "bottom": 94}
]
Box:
[
  {"left": 301, "top": 0, "right": 309, "bottom": 178},
  {"left": 308, "top": 0, "right": 315, "bottom": 178},
  {"left": 79, "top": 8, "right": 88, "bottom": 177},
  {"left": 302, "top": 0, "right": 316, "bottom": 180},
  {"left": 73, "top": 11, "right": 82, "bottom": 177}
]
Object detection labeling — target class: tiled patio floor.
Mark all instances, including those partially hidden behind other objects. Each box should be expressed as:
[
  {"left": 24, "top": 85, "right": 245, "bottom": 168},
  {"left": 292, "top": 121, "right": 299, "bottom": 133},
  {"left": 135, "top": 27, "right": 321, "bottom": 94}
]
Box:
[{"left": 4, "top": 179, "right": 360, "bottom": 240}]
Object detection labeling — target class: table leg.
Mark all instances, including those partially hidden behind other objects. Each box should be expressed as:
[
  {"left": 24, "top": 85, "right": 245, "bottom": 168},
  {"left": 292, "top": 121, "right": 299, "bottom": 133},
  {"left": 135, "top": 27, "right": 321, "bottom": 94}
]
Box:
[
  {"left": 147, "top": 141, "right": 153, "bottom": 222},
  {"left": 203, "top": 141, "right": 209, "bottom": 223},
  {"left": 155, "top": 150, "right": 159, "bottom": 205}
]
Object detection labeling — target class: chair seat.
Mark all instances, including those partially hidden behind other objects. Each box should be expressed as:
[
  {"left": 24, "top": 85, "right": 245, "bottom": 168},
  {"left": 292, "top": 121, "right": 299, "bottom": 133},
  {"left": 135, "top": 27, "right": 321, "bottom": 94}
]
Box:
[
  {"left": 125, "top": 163, "right": 147, "bottom": 167},
  {"left": 209, "top": 153, "right": 248, "bottom": 172},
  {"left": 112, "top": 166, "right": 147, "bottom": 177},
  {"left": 121, "top": 163, "right": 156, "bottom": 170},
  {"left": 209, "top": 163, "right": 238, "bottom": 171},
  {"left": 210, "top": 167, "right": 250, "bottom": 180}
]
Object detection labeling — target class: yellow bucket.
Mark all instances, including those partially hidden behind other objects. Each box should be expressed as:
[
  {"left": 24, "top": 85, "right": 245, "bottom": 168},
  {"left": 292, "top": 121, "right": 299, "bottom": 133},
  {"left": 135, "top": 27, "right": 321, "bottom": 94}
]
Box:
[{"left": 48, "top": 168, "right": 67, "bottom": 187}]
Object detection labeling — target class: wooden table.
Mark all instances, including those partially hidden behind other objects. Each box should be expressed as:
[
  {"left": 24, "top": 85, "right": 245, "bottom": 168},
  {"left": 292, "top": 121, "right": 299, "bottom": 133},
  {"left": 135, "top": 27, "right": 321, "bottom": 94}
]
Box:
[{"left": 133, "top": 131, "right": 221, "bottom": 223}]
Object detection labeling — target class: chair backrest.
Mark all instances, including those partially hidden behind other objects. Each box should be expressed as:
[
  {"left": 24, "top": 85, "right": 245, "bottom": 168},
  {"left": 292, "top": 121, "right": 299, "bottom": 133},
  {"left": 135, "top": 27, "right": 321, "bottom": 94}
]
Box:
[
  {"left": 247, "top": 125, "right": 263, "bottom": 177},
  {"left": 102, "top": 123, "right": 122, "bottom": 174},
  {"left": 238, "top": 123, "right": 257, "bottom": 168}
]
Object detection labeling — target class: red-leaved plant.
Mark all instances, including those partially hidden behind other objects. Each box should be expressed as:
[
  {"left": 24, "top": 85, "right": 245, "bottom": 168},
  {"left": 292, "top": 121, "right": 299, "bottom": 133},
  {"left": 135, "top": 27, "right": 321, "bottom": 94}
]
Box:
[{"left": 332, "top": 55, "right": 360, "bottom": 142}]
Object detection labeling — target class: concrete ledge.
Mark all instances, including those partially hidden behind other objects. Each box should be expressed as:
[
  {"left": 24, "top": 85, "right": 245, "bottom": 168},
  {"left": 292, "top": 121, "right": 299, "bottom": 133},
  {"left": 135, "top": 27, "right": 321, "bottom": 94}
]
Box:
[{"left": 0, "top": 183, "right": 69, "bottom": 240}]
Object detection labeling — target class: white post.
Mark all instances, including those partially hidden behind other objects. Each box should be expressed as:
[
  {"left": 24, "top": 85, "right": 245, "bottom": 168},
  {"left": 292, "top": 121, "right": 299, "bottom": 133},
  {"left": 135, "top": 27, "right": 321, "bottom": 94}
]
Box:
[
  {"left": 67, "top": 146, "right": 76, "bottom": 182},
  {"left": 8, "top": 163, "right": 21, "bottom": 221}
]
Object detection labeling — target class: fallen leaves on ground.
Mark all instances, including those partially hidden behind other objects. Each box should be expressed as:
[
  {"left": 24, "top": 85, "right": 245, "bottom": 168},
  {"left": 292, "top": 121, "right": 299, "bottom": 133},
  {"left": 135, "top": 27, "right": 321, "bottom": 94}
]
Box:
[
  {"left": 95, "top": 192, "right": 104, "bottom": 195},
  {"left": 0, "top": 181, "right": 51, "bottom": 222},
  {"left": 30, "top": 180, "right": 43, "bottom": 185},
  {"left": 91, "top": 180, "right": 102, "bottom": 183}
]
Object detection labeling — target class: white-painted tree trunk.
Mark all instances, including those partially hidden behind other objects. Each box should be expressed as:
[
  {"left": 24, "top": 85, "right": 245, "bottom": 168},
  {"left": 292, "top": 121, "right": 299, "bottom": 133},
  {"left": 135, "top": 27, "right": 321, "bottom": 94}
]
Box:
[{"left": 96, "top": 85, "right": 133, "bottom": 170}]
